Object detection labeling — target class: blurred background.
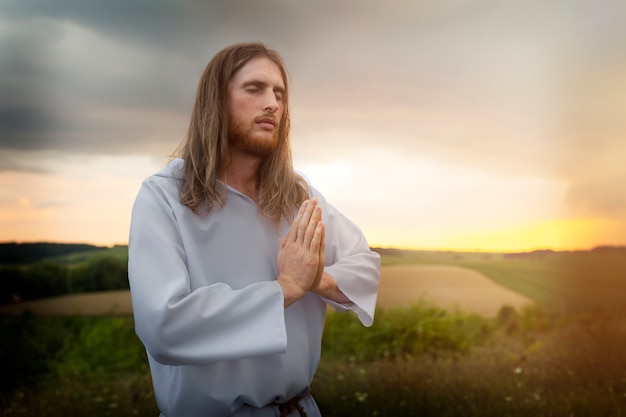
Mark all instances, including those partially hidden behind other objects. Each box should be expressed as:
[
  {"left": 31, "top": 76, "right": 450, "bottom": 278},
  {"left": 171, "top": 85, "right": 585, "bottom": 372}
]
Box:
[
  {"left": 2, "top": 3, "right": 626, "bottom": 415},
  {"left": 1, "top": 0, "right": 625, "bottom": 251}
]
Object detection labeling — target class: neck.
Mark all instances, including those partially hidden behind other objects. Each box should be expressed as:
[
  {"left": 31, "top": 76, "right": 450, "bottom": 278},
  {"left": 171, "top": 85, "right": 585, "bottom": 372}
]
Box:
[{"left": 222, "top": 150, "right": 262, "bottom": 202}]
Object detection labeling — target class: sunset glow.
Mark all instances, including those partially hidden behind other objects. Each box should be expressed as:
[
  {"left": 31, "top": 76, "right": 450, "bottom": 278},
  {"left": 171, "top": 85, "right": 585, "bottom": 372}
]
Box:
[{"left": 1, "top": 2, "right": 625, "bottom": 252}]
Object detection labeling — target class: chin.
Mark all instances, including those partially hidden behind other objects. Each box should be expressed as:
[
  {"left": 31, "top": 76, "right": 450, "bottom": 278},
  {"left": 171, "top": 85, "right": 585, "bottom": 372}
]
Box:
[
  {"left": 230, "top": 131, "right": 278, "bottom": 155},
  {"left": 243, "top": 140, "right": 279, "bottom": 158}
]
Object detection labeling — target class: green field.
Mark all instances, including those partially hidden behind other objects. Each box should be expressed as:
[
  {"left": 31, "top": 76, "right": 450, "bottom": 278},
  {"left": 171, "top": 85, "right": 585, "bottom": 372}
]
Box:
[
  {"left": 1, "top": 246, "right": 626, "bottom": 416},
  {"left": 380, "top": 247, "right": 626, "bottom": 316}
]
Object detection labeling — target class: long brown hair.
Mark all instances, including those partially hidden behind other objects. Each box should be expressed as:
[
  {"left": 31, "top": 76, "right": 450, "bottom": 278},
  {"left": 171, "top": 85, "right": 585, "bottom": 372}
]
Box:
[{"left": 175, "top": 42, "right": 309, "bottom": 223}]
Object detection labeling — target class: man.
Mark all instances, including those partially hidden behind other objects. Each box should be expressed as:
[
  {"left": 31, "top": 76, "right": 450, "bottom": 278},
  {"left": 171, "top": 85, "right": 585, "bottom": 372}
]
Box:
[{"left": 128, "top": 42, "right": 380, "bottom": 417}]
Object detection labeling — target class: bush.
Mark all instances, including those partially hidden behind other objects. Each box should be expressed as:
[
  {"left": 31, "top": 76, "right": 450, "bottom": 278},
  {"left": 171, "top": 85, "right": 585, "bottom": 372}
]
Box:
[
  {"left": 4, "top": 305, "right": 626, "bottom": 416},
  {"left": 1, "top": 256, "right": 129, "bottom": 304},
  {"left": 323, "top": 301, "right": 492, "bottom": 361},
  {"left": 69, "top": 257, "right": 129, "bottom": 294},
  {"left": 0, "top": 314, "right": 83, "bottom": 395},
  {"left": 0, "top": 265, "right": 23, "bottom": 304},
  {"left": 1, "top": 315, "right": 157, "bottom": 417},
  {"left": 51, "top": 317, "right": 147, "bottom": 379}
]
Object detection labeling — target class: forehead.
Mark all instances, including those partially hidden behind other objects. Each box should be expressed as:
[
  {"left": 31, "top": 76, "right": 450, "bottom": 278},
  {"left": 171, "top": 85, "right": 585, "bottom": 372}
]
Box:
[{"left": 229, "top": 56, "right": 285, "bottom": 89}]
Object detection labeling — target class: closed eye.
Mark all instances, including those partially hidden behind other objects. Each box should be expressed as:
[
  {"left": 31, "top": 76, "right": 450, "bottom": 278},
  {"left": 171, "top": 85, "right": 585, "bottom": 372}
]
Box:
[{"left": 242, "top": 81, "right": 285, "bottom": 101}]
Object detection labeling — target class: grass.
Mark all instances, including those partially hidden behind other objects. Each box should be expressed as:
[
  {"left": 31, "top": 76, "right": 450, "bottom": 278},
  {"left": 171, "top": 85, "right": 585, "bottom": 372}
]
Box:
[
  {"left": 0, "top": 314, "right": 158, "bottom": 417},
  {"left": 457, "top": 251, "right": 626, "bottom": 315},
  {"left": 3, "top": 304, "right": 626, "bottom": 416},
  {"left": 315, "top": 320, "right": 626, "bottom": 416},
  {"left": 315, "top": 302, "right": 626, "bottom": 416},
  {"left": 2, "top": 249, "right": 626, "bottom": 416},
  {"left": 380, "top": 249, "right": 626, "bottom": 316},
  {"left": 46, "top": 245, "right": 129, "bottom": 266},
  {"left": 377, "top": 248, "right": 507, "bottom": 266}
]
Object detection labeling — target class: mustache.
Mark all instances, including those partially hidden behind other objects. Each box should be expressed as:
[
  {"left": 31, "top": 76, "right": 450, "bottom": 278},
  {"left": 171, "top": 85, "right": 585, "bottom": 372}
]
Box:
[{"left": 255, "top": 114, "right": 279, "bottom": 126}]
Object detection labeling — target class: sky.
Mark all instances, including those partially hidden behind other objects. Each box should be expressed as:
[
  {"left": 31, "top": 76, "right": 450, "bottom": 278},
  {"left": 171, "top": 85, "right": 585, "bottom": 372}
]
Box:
[{"left": 1, "top": 0, "right": 625, "bottom": 252}]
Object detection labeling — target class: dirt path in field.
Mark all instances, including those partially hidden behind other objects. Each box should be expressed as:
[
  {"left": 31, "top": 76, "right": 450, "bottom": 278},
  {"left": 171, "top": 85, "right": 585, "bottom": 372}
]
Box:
[
  {"left": 0, "top": 290, "right": 133, "bottom": 316},
  {"left": 0, "top": 265, "right": 533, "bottom": 317},
  {"left": 377, "top": 264, "right": 533, "bottom": 316}
]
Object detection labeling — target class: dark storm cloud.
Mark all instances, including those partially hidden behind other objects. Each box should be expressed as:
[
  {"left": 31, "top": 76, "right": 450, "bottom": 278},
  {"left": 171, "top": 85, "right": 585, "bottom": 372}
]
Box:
[
  {"left": 0, "top": 0, "right": 199, "bottom": 156},
  {"left": 0, "top": 108, "right": 59, "bottom": 149},
  {"left": 0, "top": 14, "right": 61, "bottom": 140},
  {"left": 0, "top": 0, "right": 330, "bottom": 157},
  {"left": 0, "top": 0, "right": 188, "bottom": 49},
  {"left": 1, "top": 0, "right": 626, "bottom": 175}
]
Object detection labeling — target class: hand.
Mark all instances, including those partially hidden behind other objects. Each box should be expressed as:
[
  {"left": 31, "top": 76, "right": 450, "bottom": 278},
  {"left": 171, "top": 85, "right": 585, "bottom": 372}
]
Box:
[
  {"left": 313, "top": 215, "right": 325, "bottom": 289},
  {"left": 310, "top": 272, "right": 352, "bottom": 305},
  {"left": 277, "top": 199, "right": 325, "bottom": 306}
]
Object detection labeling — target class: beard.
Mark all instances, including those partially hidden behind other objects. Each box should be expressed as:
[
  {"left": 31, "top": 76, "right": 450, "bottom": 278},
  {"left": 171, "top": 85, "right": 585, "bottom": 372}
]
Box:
[{"left": 228, "top": 119, "right": 279, "bottom": 158}]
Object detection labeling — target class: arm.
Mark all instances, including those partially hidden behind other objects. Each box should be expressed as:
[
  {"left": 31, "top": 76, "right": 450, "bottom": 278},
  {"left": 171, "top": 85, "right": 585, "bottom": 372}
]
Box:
[
  {"left": 310, "top": 272, "right": 351, "bottom": 305},
  {"left": 129, "top": 180, "right": 328, "bottom": 365},
  {"left": 128, "top": 180, "right": 288, "bottom": 365},
  {"left": 309, "top": 189, "right": 381, "bottom": 327}
]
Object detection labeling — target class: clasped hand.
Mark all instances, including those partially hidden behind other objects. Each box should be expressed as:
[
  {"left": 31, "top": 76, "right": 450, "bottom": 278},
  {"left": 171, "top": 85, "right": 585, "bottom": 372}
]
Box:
[{"left": 277, "top": 199, "right": 325, "bottom": 305}]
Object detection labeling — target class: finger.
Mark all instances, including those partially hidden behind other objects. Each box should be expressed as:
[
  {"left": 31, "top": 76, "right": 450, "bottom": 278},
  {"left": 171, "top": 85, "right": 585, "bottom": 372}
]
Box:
[
  {"left": 303, "top": 205, "right": 322, "bottom": 245},
  {"left": 309, "top": 221, "right": 324, "bottom": 252},
  {"left": 296, "top": 199, "right": 317, "bottom": 242},
  {"left": 288, "top": 200, "right": 309, "bottom": 242},
  {"left": 319, "top": 222, "right": 326, "bottom": 256},
  {"left": 318, "top": 222, "right": 325, "bottom": 271}
]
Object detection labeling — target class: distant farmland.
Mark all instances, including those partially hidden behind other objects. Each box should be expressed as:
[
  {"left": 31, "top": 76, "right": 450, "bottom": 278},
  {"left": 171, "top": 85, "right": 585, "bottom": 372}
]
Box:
[
  {"left": 2, "top": 245, "right": 626, "bottom": 417},
  {"left": 1, "top": 244, "right": 624, "bottom": 318},
  {"left": 377, "top": 264, "right": 532, "bottom": 316},
  {"left": 0, "top": 264, "right": 531, "bottom": 317}
]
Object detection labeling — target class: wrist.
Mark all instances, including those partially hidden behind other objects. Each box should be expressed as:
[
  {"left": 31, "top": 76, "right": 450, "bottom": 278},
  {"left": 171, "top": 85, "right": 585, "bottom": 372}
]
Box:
[
  {"left": 277, "top": 277, "right": 307, "bottom": 307},
  {"left": 313, "top": 273, "right": 352, "bottom": 304}
]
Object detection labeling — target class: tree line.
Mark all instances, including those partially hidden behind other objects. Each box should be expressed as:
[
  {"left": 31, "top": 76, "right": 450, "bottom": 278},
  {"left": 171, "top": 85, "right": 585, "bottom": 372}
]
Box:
[
  {"left": 0, "top": 256, "right": 129, "bottom": 305},
  {"left": 0, "top": 242, "right": 108, "bottom": 264}
]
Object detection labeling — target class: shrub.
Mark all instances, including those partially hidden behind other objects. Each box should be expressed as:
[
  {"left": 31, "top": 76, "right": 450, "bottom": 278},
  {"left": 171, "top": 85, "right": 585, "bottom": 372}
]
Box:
[{"left": 322, "top": 301, "right": 492, "bottom": 361}]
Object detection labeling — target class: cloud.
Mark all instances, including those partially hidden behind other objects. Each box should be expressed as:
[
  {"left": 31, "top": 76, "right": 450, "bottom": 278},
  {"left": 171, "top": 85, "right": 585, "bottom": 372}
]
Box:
[
  {"left": 0, "top": 0, "right": 188, "bottom": 48},
  {"left": 566, "top": 172, "right": 626, "bottom": 218},
  {"left": 2, "top": 0, "right": 625, "bottom": 149},
  {"left": 0, "top": 11, "right": 196, "bottom": 156},
  {"left": 1, "top": 0, "right": 626, "bottom": 230}
]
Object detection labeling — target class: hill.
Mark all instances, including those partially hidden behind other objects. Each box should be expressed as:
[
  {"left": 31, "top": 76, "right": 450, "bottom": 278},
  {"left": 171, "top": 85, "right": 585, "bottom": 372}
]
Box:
[
  {"left": 2, "top": 243, "right": 625, "bottom": 316},
  {"left": 0, "top": 242, "right": 127, "bottom": 265},
  {"left": 0, "top": 242, "right": 108, "bottom": 264}
]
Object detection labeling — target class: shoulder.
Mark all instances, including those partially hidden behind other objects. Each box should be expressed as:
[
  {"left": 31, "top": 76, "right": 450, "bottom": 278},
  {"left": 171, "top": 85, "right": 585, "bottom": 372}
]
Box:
[
  {"left": 136, "top": 158, "right": 185, "bottom": 202},
  {"left": 153, "top": 158, "right": 184, "bottom": 180},
  {"left": 142, "top": 158, "right": 183, "bottom": 187},
  {"left": 295, "top": 170, "right": 328, "bottom": 205}
]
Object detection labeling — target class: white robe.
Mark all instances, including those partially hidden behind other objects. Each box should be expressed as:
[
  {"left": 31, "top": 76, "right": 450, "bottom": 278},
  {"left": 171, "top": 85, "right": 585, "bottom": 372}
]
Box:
[{"left": 128, "top": 158, "right": 380, "bottom": 417}]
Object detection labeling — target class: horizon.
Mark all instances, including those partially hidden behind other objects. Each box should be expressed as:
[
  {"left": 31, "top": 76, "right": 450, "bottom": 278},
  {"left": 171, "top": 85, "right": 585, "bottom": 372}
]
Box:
[{"left": 2, "top": 239, "right": 625, "bottom": 255}]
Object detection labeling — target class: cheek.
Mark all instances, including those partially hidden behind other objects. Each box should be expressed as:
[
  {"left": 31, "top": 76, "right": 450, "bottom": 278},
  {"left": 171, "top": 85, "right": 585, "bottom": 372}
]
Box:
[{"left": 228, "top": 98, "right": 253, "bottom": 122}]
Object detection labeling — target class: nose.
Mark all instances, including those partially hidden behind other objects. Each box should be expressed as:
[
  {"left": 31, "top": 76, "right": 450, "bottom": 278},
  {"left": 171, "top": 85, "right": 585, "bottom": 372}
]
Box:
[{"left": 263, "top": 92, "right": 279, "bottom": 113}]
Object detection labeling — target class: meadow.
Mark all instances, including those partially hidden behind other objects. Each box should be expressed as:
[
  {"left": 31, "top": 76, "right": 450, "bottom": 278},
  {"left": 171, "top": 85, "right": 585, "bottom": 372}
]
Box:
[{"left": 1, "top": 246, "right": 626, "bottom": 416}]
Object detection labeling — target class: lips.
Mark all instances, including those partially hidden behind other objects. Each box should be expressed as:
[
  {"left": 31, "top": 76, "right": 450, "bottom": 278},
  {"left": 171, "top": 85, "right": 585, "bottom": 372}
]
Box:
[{"left": 256, "top": 116, "right": 276, "bottom": 129}]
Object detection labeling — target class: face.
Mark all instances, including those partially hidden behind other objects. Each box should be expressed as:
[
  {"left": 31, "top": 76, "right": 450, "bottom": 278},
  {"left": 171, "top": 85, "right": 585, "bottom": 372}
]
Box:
[{"left": 226, "top": 56, "right": 286, "bottom": 158}]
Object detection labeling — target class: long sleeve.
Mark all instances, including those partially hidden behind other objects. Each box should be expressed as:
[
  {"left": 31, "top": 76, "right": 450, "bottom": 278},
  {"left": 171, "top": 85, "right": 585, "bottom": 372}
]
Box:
[
  {"left": 312, "top": 187, "right": 381, "bottom": 327},
  {"left": 128, "top": 160, "right": 379, "bottom": 416},
  {"left": 128, "top": 178, "right": 287, "bottom": 366}
]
